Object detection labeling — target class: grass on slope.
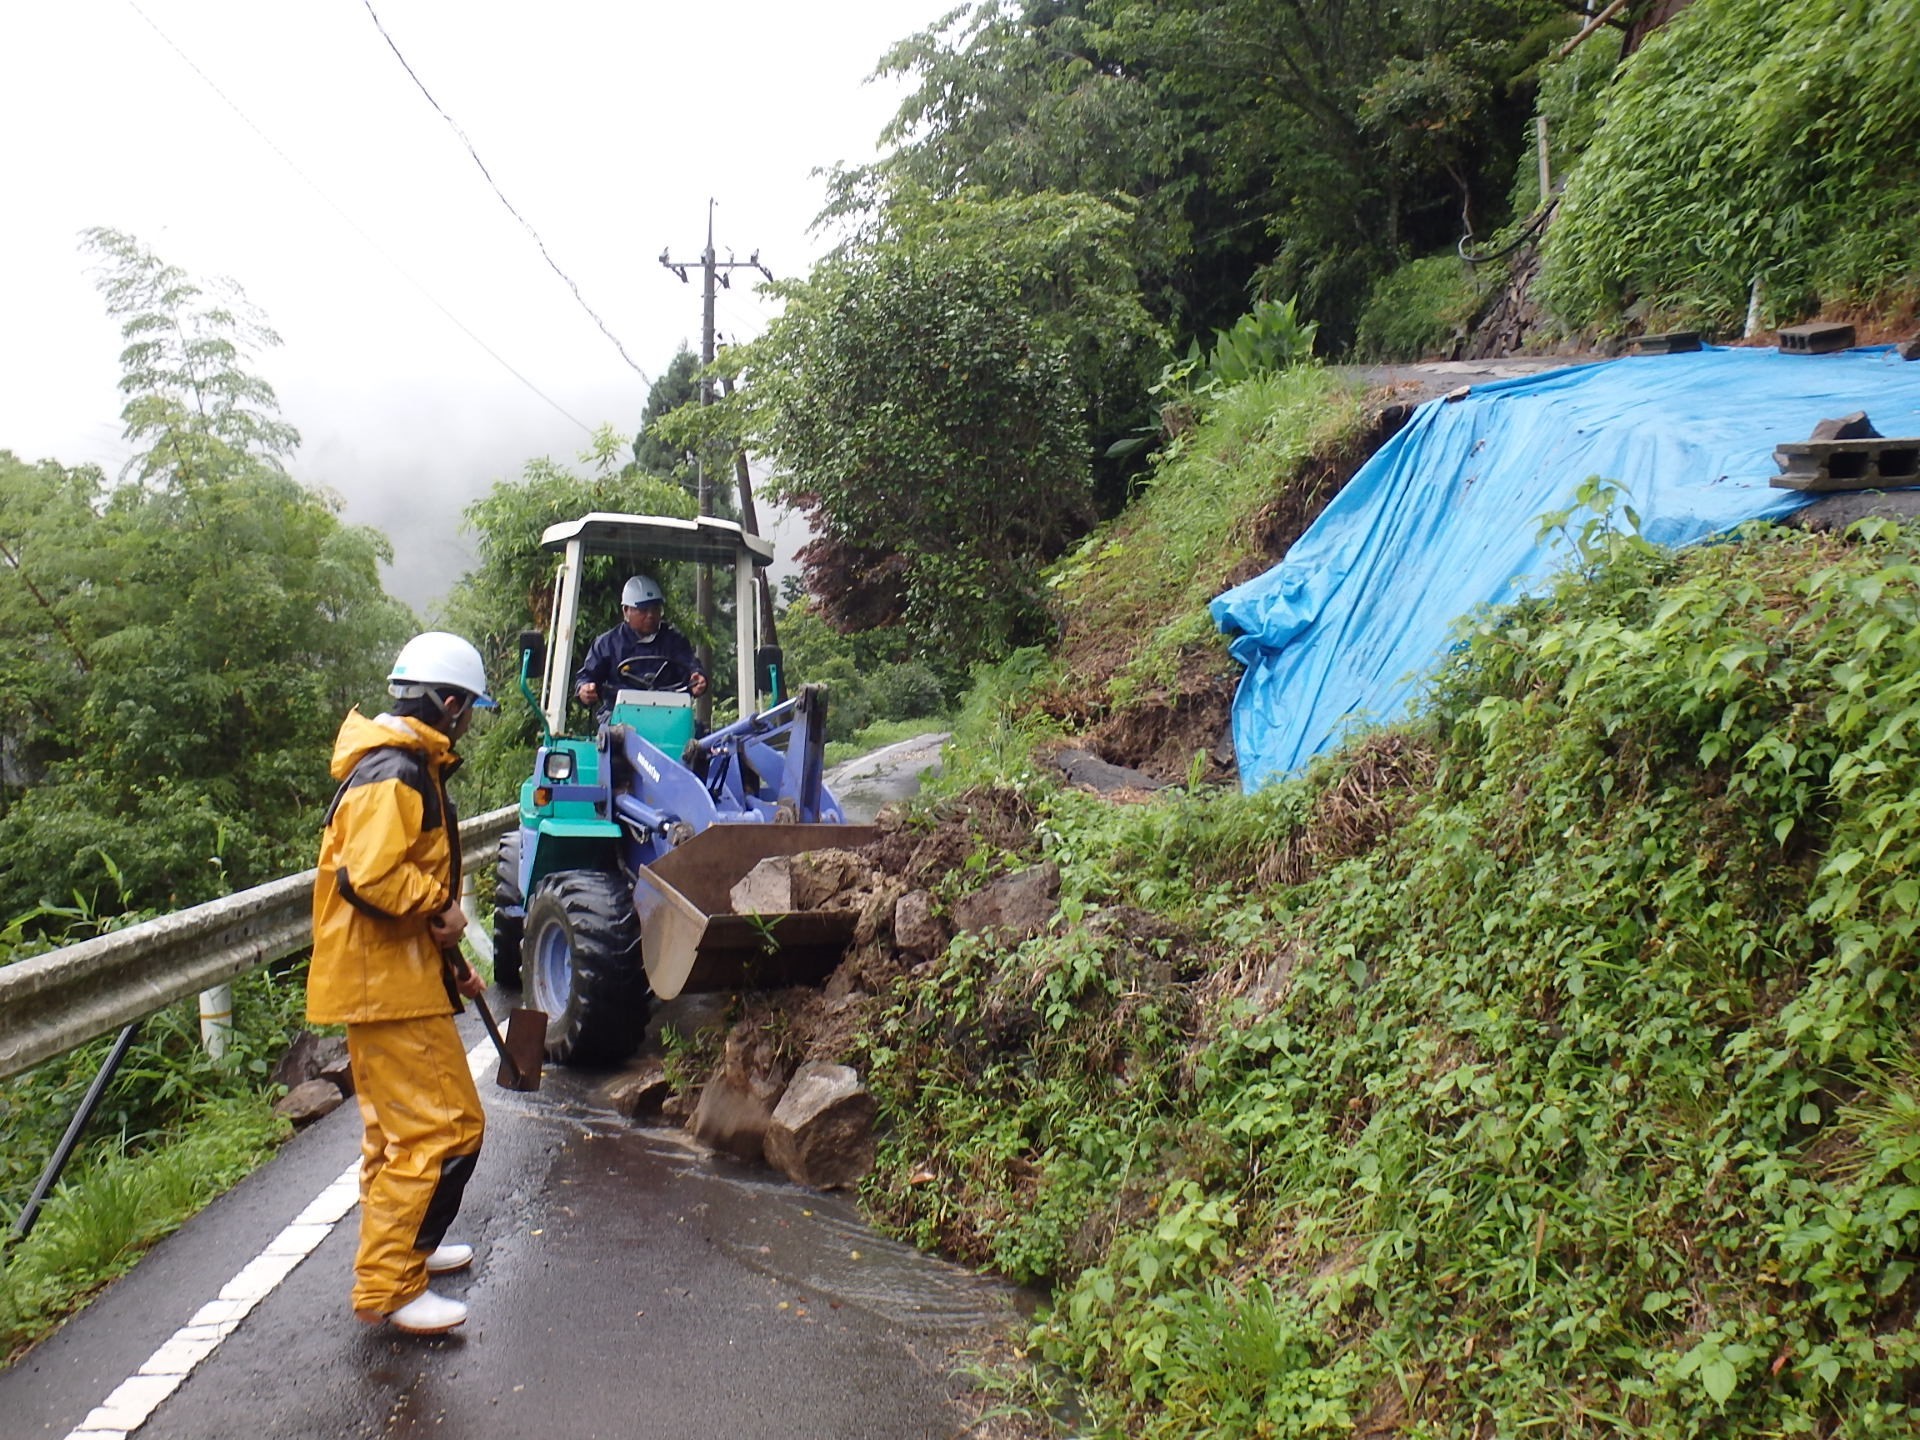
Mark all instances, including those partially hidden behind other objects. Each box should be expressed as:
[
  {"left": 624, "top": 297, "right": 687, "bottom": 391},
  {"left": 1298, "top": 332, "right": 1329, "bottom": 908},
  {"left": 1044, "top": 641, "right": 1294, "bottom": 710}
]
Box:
[
  {"left": 0, "top": 966, "right": 303, "bottom": 1364},
  {"left": 860, "top": 515, "right": 1920, "bottom": 1437},
  {"left": 0, "top": 1094, "right": 287, "bottom": 1363},
  {"left": 1048, "top": 368, "right": 1364, "bottom": 713}
]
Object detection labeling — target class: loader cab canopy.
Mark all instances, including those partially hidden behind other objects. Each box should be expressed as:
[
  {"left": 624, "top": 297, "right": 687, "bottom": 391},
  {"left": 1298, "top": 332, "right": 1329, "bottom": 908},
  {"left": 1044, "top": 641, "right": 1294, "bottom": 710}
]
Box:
[
  {"left": 536, "top": 512, "right": 775, "bottom": 737},
  {"left": 538, "top": 513, "right": 775, "bottom": 569}
]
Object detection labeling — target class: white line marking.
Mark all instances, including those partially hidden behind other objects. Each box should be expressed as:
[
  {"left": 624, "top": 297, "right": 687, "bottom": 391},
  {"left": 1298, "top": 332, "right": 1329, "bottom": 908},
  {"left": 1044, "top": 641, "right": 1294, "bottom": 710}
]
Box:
[{"left": 63, "top": 1034, "right": 494, "bottom": 1439}]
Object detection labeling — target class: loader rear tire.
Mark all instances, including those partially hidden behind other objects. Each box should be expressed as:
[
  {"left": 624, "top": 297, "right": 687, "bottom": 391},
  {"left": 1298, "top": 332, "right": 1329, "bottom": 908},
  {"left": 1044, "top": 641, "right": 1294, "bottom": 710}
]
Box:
[
  {"left": 492, "top": 832, "right": 524, "bottom": 989},
  {"left": 523, "top": 869, "right": 649, "bottom": 1067}
]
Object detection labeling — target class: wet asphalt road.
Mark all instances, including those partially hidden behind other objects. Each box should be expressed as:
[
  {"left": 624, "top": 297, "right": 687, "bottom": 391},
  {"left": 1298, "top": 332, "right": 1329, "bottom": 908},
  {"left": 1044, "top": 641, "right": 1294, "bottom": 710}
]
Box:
[
  {"left": 1, "top": 1015, "right": 1020, "bottom": 1440},
  {"left": 827, "top": 732, "right": 948, "bottom": 824},
  {"left": 1, "top": 739, "right": 1018, "bottom": 1440}
]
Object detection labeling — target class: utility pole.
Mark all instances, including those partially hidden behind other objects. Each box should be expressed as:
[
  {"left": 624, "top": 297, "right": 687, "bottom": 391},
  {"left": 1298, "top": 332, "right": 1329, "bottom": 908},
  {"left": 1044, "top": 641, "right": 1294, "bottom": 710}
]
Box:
[
  {"left": 660, "top": 201, "right": 773, "bottom": 725},
  {"left": 721, "top": 372, "right": 778, "bottom": 648}
]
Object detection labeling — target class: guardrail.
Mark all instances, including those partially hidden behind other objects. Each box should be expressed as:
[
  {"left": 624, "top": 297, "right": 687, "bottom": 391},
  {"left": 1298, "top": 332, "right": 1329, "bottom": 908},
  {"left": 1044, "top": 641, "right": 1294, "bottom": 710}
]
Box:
[{"left": 0, "top": 805, "right": 517, "bottom": 1082}]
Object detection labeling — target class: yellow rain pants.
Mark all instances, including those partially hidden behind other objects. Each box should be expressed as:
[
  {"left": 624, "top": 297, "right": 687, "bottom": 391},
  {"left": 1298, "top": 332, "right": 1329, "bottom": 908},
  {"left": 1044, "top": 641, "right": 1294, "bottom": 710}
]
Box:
[{"left": 346, "top": 1014, "right": 485, "bottom": 1315}]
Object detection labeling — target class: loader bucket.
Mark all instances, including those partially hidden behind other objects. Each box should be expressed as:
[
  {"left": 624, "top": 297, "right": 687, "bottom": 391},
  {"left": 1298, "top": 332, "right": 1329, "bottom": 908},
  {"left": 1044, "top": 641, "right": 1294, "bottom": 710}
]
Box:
[{"left": 634, "top": 824, "right": 880, "bottom": 1000}]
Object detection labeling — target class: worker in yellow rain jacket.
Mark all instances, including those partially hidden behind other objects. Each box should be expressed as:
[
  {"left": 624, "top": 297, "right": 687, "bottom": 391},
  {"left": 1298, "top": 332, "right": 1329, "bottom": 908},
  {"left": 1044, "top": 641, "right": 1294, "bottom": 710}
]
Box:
[{"left": 309, "top": 632, "right": 496, "bottom": 1336}]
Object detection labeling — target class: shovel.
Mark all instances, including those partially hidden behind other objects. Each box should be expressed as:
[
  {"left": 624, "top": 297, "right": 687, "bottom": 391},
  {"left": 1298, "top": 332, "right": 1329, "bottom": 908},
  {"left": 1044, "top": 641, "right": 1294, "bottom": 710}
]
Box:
[
  {"left": 473, "top": 991, "right": 547, "bottom": 1093},
  {"left": 445, "top": 947, "right": 546, "bottom": 1092}
]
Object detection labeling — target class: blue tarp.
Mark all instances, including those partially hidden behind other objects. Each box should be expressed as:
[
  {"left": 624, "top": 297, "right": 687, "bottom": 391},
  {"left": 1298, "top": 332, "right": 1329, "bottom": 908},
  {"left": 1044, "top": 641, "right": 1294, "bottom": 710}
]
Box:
[{"left": 1211, "top": 346, "right": 1920, "bottom": 790}]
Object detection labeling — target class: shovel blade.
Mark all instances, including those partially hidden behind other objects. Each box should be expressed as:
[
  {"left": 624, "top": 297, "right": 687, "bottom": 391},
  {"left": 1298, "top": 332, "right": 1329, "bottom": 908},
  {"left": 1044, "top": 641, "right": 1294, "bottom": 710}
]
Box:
[{"left": 500, "top": 1007, "right": 547, "bottom": 1092}]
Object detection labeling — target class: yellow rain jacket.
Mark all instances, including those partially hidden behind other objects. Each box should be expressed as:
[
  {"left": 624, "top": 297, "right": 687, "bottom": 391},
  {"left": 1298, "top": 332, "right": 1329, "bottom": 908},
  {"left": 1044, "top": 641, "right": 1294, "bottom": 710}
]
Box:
[{"left": 309, "top": 709, "right": 464, "bottom": 1025}]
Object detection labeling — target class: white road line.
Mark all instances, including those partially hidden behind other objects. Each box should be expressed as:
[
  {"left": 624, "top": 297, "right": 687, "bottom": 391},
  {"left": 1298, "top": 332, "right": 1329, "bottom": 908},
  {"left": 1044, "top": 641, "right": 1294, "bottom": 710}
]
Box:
[{"left": 63, "top": 1035, "right": 494, "bottom": 1440}]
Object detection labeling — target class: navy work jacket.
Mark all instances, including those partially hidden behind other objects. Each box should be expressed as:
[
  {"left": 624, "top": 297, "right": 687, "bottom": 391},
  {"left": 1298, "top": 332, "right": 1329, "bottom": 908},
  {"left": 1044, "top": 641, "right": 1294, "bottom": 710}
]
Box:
[{"left": 574, "top": 621, "right": 704, "bottom": 695}]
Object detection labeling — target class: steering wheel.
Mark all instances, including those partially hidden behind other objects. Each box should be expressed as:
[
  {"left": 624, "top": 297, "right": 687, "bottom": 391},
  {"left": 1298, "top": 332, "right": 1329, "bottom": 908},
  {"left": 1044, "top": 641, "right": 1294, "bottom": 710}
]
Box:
[{"left": 615, "top": 653, "right": 694, "bottom": 694}]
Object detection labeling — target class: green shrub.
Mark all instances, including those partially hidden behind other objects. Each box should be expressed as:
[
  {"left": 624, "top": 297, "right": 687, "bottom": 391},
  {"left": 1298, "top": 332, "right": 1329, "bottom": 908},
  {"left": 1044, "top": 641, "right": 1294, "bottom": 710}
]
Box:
[
  {"left": 1506, "top": 28, "right": 1622, "bottom": 218},
  {"left": 1352, "top": 254, "right": 1492, "bottom": 361},
  {"left": 860, "top": 661, "right": 946, "bottom": 725},
  {"left": 1153, "top": 298, "right": 1320, "bottom": 407}
]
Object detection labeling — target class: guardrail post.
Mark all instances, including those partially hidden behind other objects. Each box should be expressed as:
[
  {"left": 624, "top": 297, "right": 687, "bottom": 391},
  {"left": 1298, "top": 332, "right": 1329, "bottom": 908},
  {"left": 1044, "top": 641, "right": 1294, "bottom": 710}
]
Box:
[
  {"left": 198, "top": 982, "right": 234, "bottom": 1060},
  {"left": 461, "top": 870, "right": 494, "bottom": 967},
  {"left": 9, "top": 1022, "right": 141, "bottom": 1246}
]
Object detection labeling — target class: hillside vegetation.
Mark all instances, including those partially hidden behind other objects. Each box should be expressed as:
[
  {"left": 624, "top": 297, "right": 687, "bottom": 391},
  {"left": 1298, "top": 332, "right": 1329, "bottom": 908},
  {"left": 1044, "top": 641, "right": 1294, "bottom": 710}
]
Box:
[
  {"left": 850, "top": 380, "right": 1920, "bottom": 1436},
  {"left": 1540, "top": 0, "right": 1920, "bottom": 336}
]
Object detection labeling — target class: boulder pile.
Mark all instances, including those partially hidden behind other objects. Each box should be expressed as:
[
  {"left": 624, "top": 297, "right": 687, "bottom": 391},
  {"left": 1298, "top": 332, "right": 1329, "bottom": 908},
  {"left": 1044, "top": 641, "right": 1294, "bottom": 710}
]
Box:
[{"left": 608, "top": 803, "right": 1064, "bottom": 1191}]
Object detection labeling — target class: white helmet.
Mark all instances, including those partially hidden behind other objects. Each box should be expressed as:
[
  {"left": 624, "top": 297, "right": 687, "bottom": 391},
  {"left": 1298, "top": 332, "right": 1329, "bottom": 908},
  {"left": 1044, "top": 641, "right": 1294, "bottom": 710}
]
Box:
[
  {"left": 621, "top": 574, "right": 665, "bottom": 609},
  {"left": 387, "top": 632, "right": 497, "bottom": 709}
]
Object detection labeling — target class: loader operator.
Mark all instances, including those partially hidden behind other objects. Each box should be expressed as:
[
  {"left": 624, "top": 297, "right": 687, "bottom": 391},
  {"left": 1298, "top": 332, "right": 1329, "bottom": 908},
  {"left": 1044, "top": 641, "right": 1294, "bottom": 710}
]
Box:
[
  {"left": 573, "top": 574, "right": 708, "bottom": 712},
  {"left": 308, "top": 631, "right": 496, "bottom": 1337}
]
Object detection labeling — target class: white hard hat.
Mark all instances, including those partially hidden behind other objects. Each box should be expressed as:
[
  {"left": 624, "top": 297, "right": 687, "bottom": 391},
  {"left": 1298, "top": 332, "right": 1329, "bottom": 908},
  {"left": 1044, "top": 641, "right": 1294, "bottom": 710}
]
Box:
[
  {"left": 621, "top": 575, "right": 665, "bottom": 609},
  {"left": 388, "top": 632, "right": 497, "bottom": 708}
]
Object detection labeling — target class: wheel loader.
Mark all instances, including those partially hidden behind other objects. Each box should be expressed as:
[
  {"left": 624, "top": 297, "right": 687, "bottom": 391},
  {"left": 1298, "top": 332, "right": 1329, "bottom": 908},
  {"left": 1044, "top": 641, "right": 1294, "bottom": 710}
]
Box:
[{"left": 492, "top": 512, "right": 874, "bottom": 1065}]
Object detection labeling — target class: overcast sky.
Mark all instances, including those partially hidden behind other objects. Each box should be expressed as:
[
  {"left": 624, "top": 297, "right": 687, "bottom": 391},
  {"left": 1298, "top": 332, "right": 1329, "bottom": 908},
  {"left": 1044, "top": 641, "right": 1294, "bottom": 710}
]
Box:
[{"left": 0, "top": 1, "right": 954, "bottom": 609}]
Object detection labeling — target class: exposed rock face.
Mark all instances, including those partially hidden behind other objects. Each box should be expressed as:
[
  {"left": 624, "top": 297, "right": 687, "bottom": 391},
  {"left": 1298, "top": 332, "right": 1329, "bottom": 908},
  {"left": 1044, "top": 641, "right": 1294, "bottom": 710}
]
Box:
[
  {"left": 788, "top": 849, "right": 882, "bottom": 910},
  {"left": 645, "top": 806, "right": 1067, "bottom": 1182},
  {"left": 852, "top": 874, "right": 908, "bottom": 945},
  {"left": 317, "top": 1050, "right": 355, "bottom": 1098},
  {"left": 273, "top": 1078, "right": 347, "bottom": 1126},
  {"left": 1053, "top": 747, "right": 1164, "bottom": 794},
  {"left": 729, "top": 848, "right": 885, "bottom": 915},
  {"left": 765, "top": 1062, "right": 877, "bottom": 1190},
  {"left": 951, "top": 862, "right": 1061, "bottom": 945},
  {"left": 1809, "top": 411, "right": 1880, "bottom": 442},
  {"left": 731, "top": 856, "right": 799, "bottom": 914}
]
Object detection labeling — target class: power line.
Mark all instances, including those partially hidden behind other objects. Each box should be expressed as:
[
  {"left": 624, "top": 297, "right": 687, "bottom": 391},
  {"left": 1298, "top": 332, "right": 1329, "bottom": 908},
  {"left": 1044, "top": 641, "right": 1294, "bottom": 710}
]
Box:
[
  {"left": 361, "top": 0, "right": 653, "bottom": 390},
  {"left": 713, "top": 290, "right": 772, "bottom": 346},
  {"left": 123, "top": 0, "right": 594, "bottom": 435}
]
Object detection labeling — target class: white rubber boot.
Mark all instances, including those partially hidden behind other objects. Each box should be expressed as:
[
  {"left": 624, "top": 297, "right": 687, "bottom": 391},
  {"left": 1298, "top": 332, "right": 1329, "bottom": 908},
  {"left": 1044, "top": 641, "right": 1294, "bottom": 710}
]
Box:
[
  {"left": 383, "top": 1290, "right": 468, "bottom": 1335},
  {"left": 424, "top": 1243, "right": 474, "bottom": 1275}
]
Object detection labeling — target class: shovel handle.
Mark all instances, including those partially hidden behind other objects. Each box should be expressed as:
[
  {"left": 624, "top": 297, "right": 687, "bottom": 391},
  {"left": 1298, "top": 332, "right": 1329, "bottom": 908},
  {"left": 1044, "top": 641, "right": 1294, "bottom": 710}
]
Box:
[
  {"left": 442, "top": 946, "right": 522, "bottom": 1087},
  {"left": 471, "top": 993, "right": 522, "bottom": 1087}
]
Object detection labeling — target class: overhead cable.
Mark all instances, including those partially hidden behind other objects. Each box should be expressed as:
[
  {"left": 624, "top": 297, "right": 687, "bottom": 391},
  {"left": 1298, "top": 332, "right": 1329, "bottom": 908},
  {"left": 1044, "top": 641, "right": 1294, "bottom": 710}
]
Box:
[
  {"left": 361, "top": 0, "right": 654, "bottom": 389},
  {"left": 124, "top": 0, "right": 594, "bottom": 435}
]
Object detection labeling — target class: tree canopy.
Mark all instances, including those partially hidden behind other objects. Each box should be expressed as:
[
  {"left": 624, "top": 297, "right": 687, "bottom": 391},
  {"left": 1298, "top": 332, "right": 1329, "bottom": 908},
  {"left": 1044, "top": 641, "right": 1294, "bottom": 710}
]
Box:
[
  {"left": 699, "top": 187, "right": 1159, "bottom": 678},
  {"left": 849, "top": 0, "right": 1564, "bottom": 348},
  {"left": 0, "top": 233, "right": 412, "bottom": 926},
  {"left": 631, "top": 347, "right": 723, "bottom": 510},
  {"left": 715, "top": 0, "right": 1569, "bottom": 674}
]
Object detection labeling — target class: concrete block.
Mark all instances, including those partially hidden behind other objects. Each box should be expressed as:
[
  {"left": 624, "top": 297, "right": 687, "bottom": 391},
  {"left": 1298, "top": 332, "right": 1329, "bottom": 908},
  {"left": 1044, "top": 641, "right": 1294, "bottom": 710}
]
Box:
[
  {"left": 1774, "top": 438, "right": 1920, "bottom": 491},
  {"left": 1778, "top": 322, "right": 1855, "bottom": 354},
  {"left": 1632, "top": 330, "right": 1702, "bottom": 354}
]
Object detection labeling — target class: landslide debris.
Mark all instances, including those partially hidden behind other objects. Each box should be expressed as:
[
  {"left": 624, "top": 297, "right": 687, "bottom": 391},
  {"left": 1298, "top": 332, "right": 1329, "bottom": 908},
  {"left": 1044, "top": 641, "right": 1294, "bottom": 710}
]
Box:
[{"left": 630, "top": 786, "right": 1060, "bottom": 1190}]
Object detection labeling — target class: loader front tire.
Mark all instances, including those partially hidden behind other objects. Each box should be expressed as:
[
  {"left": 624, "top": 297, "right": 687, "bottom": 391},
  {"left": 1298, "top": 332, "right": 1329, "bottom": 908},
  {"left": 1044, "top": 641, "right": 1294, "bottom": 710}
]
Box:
[
  {"left": 492, "top": 832, "right": 524, "bottom": 989},
  {"left": 523, "top": 868, "right": 649, "bottom": 1067}
]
